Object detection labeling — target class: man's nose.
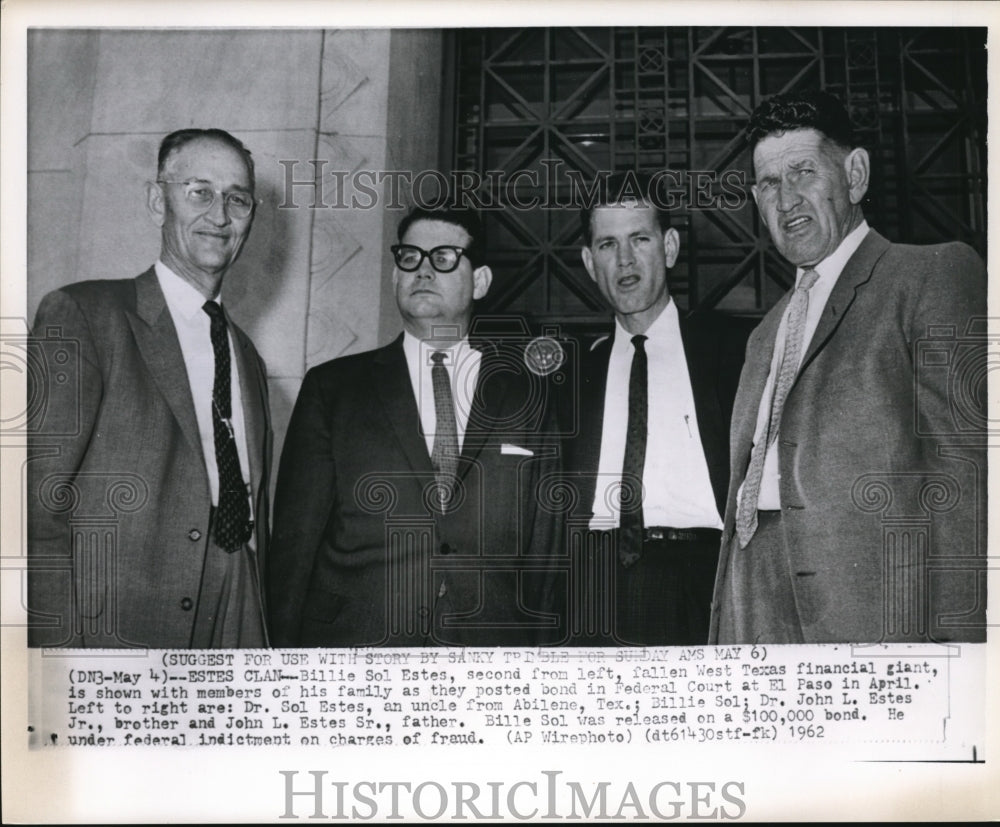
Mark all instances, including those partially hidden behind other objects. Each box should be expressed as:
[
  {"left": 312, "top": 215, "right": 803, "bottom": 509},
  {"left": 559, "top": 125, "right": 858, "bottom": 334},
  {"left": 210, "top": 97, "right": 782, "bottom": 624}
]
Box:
[
  {"left": 776, "top": 178, "right": 802, "bottom": 212},
  {"left": 203, "top": 191, "right": 231, "bottom": 225},
  {"left": 416, "top": 255, "right": 436, "bottom": 278},
  {"left": 616, "top": 243, "right": 634, "bottom": 267}
]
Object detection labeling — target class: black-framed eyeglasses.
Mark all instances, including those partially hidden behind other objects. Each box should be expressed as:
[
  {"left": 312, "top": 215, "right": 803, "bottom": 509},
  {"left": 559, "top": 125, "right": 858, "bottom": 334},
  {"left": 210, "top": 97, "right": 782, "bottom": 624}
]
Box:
[
  {"left": 157, "top": 179, "right": 257, "bottom": 219},
  {"left": 391, "top": 244, "right": 468, "bottom": 273}
]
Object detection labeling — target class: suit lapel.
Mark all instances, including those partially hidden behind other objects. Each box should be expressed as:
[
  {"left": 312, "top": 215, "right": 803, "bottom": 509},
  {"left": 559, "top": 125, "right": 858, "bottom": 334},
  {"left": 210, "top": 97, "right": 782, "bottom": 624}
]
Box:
[
  {"left": 732, "top": 229, "right": 890, "bottom": 468},
  {"left": 566, "top": 333, "right": 612, "bottom": 518},
  {"left": 581, "top": 333, "right": 612, "bottom": 458},
  {"left": 459, "top": 341, "right": 510, "bottom": 477},
  {"left": 374, "top": 336, "right": 435, "bottom": 475},
  {"left": 679, "top": 317, "right": 727, "bottom": 516},
  {"left": 127, "top": 268, "right": 204, "bottom": 462},
  {"left": 799, "top": 229, "right": 890, "bottom": 372},
  {"left": 229, "top": 312, "right": 267, "bottom": 499},
  {"left": 732, "top": 298, "right": 786, "bottom": 466}
]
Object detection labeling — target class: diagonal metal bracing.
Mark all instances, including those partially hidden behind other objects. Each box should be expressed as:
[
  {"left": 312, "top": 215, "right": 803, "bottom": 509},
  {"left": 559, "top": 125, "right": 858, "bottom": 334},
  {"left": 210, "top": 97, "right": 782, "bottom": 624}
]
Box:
[
  {"left": 911, "top": 117, "right": 968, "bottom": 176},
  {"left": 484, "top": 66, "right": 542, "bottom": 122},
  {"left": 552, "top": 65, "right": 611, "bottom": 122},
  {"left": 449, "top": 26, "right": 986, "bottom": 323}
]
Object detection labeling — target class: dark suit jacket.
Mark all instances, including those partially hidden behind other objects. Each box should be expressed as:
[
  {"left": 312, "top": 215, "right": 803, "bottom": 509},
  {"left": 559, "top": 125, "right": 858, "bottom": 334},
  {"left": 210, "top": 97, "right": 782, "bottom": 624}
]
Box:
[
  {"left": 27, "top": 268, "right": 272, "bottom": 648},
  {"left": 709, "top": 230, "right": 987, "bottom": 644},
  {"left": 547, "top": 312, "right": 747, "bottom": 644},
  {"left": 562, "top": 312, "right": 749, "bottom": 523},
  {"left": 267, "top": 334, "right": 561, "bottom": 647}
]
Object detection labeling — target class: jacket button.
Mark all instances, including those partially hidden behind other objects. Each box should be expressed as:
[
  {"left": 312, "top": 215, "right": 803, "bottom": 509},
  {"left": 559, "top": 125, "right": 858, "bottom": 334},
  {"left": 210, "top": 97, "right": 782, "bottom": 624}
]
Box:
[
  {"left": 188, "top": 529, "right": 202, "bottom": 541},
  {"left": 180, "top": 597, "right": 194, "bottom": 611}
]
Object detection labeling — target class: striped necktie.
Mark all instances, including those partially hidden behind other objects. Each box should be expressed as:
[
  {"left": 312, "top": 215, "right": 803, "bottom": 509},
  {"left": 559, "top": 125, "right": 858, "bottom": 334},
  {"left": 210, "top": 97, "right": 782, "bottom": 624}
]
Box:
[
  {"left": 203, "top": 300, "right": 252, "bottom": 552},
  {"left": 430, "top": 350, "right": 459, "bottom": 512}
]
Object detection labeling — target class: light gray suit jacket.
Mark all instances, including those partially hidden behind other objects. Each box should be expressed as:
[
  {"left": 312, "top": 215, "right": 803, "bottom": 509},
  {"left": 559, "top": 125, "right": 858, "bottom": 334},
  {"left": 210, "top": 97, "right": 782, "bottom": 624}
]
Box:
[
  {"left": 709, "top": 230, "right": 987, "bottom": 644},
  {"left": 27, "top": 268, "right": 272, "bottom": 648}
]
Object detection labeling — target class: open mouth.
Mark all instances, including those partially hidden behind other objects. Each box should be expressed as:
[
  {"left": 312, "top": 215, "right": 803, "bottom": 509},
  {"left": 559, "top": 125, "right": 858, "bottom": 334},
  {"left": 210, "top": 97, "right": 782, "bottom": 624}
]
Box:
[
  {"left": 616, "top": 274, "right": 641, "bottom": 289},
  {"left": 783, "top": 215, "right": 812, "bottom": 233}
]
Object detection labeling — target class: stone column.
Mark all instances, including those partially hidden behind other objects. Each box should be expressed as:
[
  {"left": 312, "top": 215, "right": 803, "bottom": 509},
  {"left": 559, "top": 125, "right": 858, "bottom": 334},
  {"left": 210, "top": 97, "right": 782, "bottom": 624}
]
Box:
[{"left": 27, "top": 28, "right": 443, "bottom": 473}]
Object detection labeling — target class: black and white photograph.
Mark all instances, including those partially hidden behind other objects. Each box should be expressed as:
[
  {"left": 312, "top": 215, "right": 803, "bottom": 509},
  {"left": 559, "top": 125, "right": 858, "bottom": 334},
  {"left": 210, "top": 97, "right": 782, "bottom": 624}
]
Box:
[{"left": 2, "top": 0, "right": 996, "bottom": 822}]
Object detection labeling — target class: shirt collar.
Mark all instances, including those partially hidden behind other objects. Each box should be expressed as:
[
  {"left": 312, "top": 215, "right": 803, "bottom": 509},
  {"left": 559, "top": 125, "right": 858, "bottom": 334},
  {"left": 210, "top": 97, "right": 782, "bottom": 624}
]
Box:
[
  {"left": 155, "top": 260, "right": 217, "bottom": 322},
  {"left": 613, "top": 297, "right": 677, "bottom": 351},
  {"left": 797, "top": 220, "right": 869, "bottom": 286},
  {"left": 402, "top": 330, "right": 471, "bottom": 367}
]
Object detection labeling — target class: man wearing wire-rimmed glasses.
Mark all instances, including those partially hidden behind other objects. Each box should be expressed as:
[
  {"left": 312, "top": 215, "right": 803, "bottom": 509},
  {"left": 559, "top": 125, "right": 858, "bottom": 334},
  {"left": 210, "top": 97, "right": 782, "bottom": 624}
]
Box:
[
  {"left": 27, "top": 128, "right": 271, "bottom": 649},
  {"left": 269, "top": 206, "right": 561, "bottom": 647}
]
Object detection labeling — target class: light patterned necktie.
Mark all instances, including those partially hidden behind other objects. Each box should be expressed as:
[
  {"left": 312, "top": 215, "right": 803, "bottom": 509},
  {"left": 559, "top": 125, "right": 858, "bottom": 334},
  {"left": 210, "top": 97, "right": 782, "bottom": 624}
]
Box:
[
  {"left": 430, "top": 350, "right": 459, "bottom": 512},
  {"left": 735, "top": 268, "right": 820, "bottom": 548},
  {"left": 202, "top": 300, "right": 252, "bottom": 552}
]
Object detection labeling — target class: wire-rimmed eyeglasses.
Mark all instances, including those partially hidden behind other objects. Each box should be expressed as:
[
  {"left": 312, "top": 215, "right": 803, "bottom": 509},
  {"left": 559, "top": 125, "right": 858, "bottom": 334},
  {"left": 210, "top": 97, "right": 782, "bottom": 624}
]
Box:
[{"left": 157, "top": 179, "right": 257, "bottom": 219}]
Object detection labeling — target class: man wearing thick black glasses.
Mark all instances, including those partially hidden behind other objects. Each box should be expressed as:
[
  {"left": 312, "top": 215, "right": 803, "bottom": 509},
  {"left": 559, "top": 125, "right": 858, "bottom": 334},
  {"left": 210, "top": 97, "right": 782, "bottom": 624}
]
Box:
[{"left": 269, "top": 207, "right": 561, "bottom": 647}]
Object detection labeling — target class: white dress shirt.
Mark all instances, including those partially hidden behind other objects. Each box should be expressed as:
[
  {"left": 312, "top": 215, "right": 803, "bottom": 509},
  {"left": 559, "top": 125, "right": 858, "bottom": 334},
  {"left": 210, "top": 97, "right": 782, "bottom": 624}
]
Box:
[
  {"left": 745, "top": 220, "right": 870, "bottom": 509},
  {"left": 590, "top": 300, "right": 722, "bottom": 530},
  {"left": 155, "top": 261, "right": 251, "bottom": 509},
  {"left": 402, "top": 331, "right": 482, "bottom": 457}
]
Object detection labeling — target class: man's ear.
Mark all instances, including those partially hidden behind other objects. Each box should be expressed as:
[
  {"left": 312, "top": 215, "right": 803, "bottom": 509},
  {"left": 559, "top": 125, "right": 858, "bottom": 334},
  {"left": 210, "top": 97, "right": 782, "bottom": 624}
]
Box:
[
  {"left": 662, "top": 228, "right": 680, "bottom": 268},
  {"left": 844, "top": 147, "right": 870, "bottom": 205},
  {"left": 472, "top": 265, "right": 493, "bottom": 300},
  {"left": 146, "top": 181, "right": 166, "bottom": 228},
  {"left": 581, "top": 247, "right": 596, "bottom": 282},
  {"left": 750, "top": 183, "right": 760, "bottom": 207}
]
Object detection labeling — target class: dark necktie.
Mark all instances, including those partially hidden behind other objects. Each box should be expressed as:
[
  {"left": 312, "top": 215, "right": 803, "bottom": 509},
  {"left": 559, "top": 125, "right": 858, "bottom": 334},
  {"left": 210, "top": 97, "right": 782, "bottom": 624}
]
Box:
[
  {"left": 618, "top": 334, "right": 648, "bottom": 567},
  {"left": 736, "top": 268, "right": 820, "bottom": 547},
  {"left": 202, "top": 300, "right": 252, "bottom": 552},
  {"left": 430, "top": 350, "right": 459, "bottom": 512}
]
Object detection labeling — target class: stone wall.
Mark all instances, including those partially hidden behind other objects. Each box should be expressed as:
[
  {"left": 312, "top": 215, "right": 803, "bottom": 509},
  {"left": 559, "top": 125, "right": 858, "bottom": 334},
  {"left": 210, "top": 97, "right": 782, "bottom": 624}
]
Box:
[{"left": 27, "top": 28, "right": 443, "bottom": 476}]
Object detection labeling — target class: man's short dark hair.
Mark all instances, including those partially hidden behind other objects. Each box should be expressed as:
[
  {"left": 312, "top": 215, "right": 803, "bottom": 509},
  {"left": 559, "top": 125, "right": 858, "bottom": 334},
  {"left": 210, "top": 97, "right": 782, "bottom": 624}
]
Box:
[
  {"left": 579, "top": 171, "right": 671, "bottom": 247},
  {"left": 746, "top": 89, "right": 856, "bottom": 153},
  {"left": 157, "top": 128, "right": 256, "bottom": 190},
  {"left": 396, "top": 206, "right": 485, "bottom": 267}
]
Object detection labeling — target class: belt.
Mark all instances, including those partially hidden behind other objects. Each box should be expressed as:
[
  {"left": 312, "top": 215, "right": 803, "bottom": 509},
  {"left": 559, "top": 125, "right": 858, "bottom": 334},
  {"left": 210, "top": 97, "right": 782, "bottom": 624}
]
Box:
[
  {"left": 643, "top": 526, "right": 721, "bottom": 543},
  {"left": 598, "top": 526, "right": 721, "bottom": 543}
]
